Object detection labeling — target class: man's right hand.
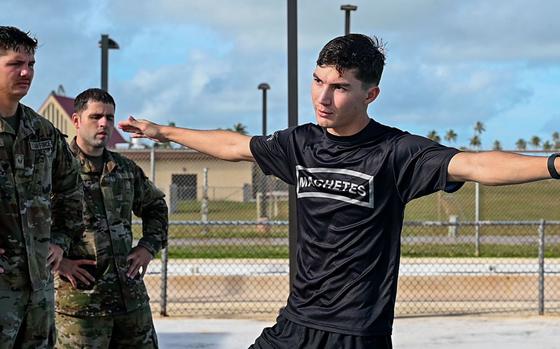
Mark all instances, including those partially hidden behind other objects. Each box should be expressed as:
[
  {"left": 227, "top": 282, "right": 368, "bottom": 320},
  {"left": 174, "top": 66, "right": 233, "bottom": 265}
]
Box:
[
  {"left": 0, "top": 248, "right": 4, "bottom": 274},
  {"left": 118, "top": 116, "right": 166, "bottom": 142},
  {"left": 58, "top": 258, "right": 96, "bottom": 289}
]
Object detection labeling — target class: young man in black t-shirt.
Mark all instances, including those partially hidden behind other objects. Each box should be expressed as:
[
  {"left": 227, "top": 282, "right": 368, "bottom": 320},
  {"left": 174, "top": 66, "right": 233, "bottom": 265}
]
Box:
[{"left": 119, "top": 34, "right": 560, "bottom": 348}]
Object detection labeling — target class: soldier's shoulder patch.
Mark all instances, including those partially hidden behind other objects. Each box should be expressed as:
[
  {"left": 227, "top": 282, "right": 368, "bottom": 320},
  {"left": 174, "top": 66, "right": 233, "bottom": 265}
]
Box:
[{"left": 30, "top": 140, "right": 53, "bottom": 150}]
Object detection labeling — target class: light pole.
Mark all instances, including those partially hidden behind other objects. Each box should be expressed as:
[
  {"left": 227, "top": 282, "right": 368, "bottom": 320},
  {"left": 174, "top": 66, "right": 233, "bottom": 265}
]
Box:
[
  {"left": 99, "top": 34, "right": 119, "bottom": 91},
  {"left": 258, "top": 83, "right": 270, "bottom": 136},
  {"left": 287, "top": 0, "right": 298, "bottom": 290},
  {"left": 340, "top": 4, "right": 358, "bottom": 35},
  {"left": 257, "top": 83, "right": 271, "bottom": 222}
]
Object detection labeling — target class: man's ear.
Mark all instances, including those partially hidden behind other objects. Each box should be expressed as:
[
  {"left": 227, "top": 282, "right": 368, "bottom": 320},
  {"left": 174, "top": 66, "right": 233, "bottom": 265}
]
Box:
[
  {"left": 365, "top": 86, "right": 380, "bottom": 104},
  {"left": 71, "top": 113, "right": 80, "bottom": 129}
]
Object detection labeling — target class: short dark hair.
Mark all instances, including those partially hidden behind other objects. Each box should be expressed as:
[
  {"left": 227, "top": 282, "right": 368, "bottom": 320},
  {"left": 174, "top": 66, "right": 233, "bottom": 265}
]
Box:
[
  {"left": 0, "top": 26, "right": 38, "bottom": 55},
  {"left": 74, "top": 88, "right": 116, "bottom": 114},
  {"left": 316, "top": 34, "right": 386, "bottom": 86}
]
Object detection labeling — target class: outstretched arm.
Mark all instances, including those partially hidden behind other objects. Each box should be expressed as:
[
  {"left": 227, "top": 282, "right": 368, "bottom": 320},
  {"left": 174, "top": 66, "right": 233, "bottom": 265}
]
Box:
[
  {"left": 448, "top": 151, "right": 559, "bottom": 185},
  {"left": 118, "top": 116, "right": 254, "bottom": 162}
]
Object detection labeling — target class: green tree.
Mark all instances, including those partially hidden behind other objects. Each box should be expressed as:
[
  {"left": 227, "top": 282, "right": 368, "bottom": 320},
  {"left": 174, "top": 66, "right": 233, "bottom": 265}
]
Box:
[
  {"left": 444, "top": 129, "right": 458, "bottom": 144},
  {"left": 427, "top": 130, "right": 441, "bottom": 143},
  {"left": 515, "top": 138, "right": 527, "bottom": 151},
  {"left": 469, "top": 135, "right": 481, "bottom": 150},
  {"left": 492, "top": 140, "right": 502, "bottom": 151},
  {"left": 471, "top": 121, "right": 485, "bottom": 150},
  {"left": 530, "top": 135, "right": 541, "bottom": 149},
  {"left": 553, "top": 131, "right": 560, "bottom": 149},
  {"left": 228, "top": 123, "right": 248, "bottom": 135},
  {"left": 474, "top": 121, "right": 485, "bottom": 135},
  {"left": 543, "top": 141, "right": 553, "bottom": 151}
]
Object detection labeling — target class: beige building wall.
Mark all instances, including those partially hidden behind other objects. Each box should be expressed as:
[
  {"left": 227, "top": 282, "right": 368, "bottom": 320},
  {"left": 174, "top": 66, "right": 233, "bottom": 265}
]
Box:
[
  {"left": 116, "top": 149, "right": 254, "bottom": 202},
  {"left": 37, "top": 94, "right": 77, "bottom": 139}
]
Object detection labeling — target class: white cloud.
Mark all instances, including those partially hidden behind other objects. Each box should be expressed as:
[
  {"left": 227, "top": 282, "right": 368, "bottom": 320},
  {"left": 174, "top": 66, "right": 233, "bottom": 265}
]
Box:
[{"left": 3, "top": 0, "right": 559, "bottom": 145}]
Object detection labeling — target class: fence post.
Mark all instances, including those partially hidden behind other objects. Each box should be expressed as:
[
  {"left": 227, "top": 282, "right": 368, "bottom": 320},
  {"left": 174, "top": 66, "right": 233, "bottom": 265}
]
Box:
[
  {"left": 150, "top": 147, "right": 156, "bottom": 182},
  {"left": 256, "top": 192, "right": 262, "bottom": 220},
  {"left": 448, "top": 215, "right": 458, "bottom": 238},
  {"left": 538, "top": 219, "right": 545, "bottom": 315},
  {"left": 259, "top": 174, "right": 268, "bottom": 221},
  {"left": 201, "top": 168, "right": 209, "bottom": 234},
  {"left": 151, "top": 147, "right": 169, "bottom": 317},
  {"left": 160, "top": 245, "right": 169, "bottom": 316},
  {"left": 475, "top": 182, "right": 480, "bottom": 256}
]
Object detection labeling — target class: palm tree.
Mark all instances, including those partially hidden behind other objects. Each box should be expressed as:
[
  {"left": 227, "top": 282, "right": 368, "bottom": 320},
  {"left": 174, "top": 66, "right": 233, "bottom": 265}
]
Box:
[
  {"left": 530, "top": 136, "right": 541, "bottom": 149},
  {"left": 492, "top": 140, "right": 502, "bottom": 151},
  {"left": 474, "top": 121, "right": 485, "bottom": 135},
  {"left": 471, "top": 121, "right": 485, "bottom": 150},
  {"left": 543, "top": 141, "right": 553, "bottom": 151},
  {"left": 444, "top": 129, "right": 458, "bottom": 144},
  {"left": 229, "top": 123, "right": 248, "bottom": 135},
  {"left": 553, "top": 131, "right": 560, "bottom": 150},
  {"left": 515, "top": 138, "right": 527, "bottom": 151},
  {"left": 427, "top": 130, "right": 441, "bottom": 143},
  {"left": 469, "top": 135, "right": 481, "bottom": 150}
]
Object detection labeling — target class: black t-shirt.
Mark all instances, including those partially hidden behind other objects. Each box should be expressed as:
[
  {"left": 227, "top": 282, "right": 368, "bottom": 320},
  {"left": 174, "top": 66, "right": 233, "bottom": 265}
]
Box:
[{"left": 250, "top": 119, "right": 463, "bottom": 336}]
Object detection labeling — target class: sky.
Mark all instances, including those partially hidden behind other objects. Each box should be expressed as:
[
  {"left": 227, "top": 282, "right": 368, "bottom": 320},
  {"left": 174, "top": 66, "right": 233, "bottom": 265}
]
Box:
[{"left": 2, "top": 0, "right": 559, "bottom": 150}]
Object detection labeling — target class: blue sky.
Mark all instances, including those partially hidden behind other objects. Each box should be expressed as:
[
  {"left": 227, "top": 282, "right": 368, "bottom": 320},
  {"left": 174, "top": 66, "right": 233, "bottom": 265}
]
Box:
[{"left": 2, "top": 0, "right": 559, "bottom": 149}]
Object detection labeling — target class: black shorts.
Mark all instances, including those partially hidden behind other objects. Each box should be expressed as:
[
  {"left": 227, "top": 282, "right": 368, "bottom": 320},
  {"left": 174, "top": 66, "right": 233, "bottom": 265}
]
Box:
[{"left": 249, "top": 315, "right": 392, "bottom": 349}]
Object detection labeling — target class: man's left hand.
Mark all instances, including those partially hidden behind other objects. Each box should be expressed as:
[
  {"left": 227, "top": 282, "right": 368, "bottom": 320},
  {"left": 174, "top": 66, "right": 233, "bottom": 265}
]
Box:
[
  {"left": 48, "top": 244, "right": 64, "bottom": 272},
  {"left": 127, "top": 246, "right": 153, "bottom": 279}
]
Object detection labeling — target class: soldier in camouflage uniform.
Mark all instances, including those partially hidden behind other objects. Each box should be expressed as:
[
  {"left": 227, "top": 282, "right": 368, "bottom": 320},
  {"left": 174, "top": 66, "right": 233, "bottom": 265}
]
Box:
[
  {"left": 0, "top": 26, "right": 84, "bottom": 349},
  {"left": 55, "top": 88, "right": 168, "bottom": 349}
]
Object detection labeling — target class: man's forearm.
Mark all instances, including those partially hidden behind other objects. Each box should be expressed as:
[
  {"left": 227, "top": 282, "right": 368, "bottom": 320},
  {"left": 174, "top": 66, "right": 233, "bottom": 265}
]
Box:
[
  {"left": 448, "top": 151, "right": 557, "bottom": 185},
  {"left": 159, "top": 126, "right": 254, "bottom": 162}
]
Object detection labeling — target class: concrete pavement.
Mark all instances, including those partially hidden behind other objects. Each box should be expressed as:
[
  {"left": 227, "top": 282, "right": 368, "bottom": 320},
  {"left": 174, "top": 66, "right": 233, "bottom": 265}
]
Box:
[{"left": 154, "top": 315, "right": 560, "bottom": 349}]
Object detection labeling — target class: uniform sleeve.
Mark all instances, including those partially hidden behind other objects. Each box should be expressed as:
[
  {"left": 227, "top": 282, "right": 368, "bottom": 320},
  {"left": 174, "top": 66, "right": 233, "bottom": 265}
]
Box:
[
  {"left": 50, "top": 130, "right": 84, "bottom": 253},
  {"left": 249, "top": 127, "right": 296, "bottom": 185},
  {"left": 132, "top": 164, "right": 168, "bottom": 256},
  {"left": 392, "top": 133, "right": 464, "bottom": 203}
]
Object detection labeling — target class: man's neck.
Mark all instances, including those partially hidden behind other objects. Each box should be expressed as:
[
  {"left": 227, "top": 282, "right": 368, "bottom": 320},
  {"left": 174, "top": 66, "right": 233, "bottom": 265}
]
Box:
[
  {"left": 326, "top": 115, "right": 371, "bottom": 137},
  {"left": 76, "top": 138, "right": 104, "bottom": 157},
  {"left": 0, "top": 98, "right": 19, "bottom": 118}
]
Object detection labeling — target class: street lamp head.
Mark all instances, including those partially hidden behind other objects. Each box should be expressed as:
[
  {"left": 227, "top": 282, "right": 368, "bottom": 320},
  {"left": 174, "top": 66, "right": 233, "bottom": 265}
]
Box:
[
  {"left": 340, "top": 4, "right": 358, "bottom": 11},
  {"left": 258, "top": 83, "right": 270, "bottom": 91},
  {"left": 107, "top": 38, "right": 119, "bottom": 50},
  {"left": 98, "top": 34, "right": 119, "bottom": 50}
]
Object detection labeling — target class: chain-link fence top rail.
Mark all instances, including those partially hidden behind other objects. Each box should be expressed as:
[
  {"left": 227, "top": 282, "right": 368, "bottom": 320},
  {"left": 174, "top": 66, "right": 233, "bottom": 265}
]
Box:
[{"left": 122, "top": 149, "right": 560, "bottom": 317}]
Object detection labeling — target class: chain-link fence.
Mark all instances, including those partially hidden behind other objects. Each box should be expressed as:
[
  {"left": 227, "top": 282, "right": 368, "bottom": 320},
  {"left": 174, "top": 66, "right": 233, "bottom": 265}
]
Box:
[
  {"left": 139, "top": 220, "right": 560, "bottom": 318},
  {"left": 399, "top": 220, "right": 560, "bottom": 316},
  {"left": 121, "top": 149, "right": 560, "bottom": 318}
]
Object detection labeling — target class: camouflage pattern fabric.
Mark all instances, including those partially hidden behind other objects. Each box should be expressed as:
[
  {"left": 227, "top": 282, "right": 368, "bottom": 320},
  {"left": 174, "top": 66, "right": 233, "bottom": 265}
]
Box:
[
  {"left": 55, "top": 138, "right": 168, "bottom": 317},
  {"left": 0, "top": 104, "right": 83, "bottom": 291},
  {"left": 0, "top": 284, "right": 55, "bottom": 349},
  {"left": 55, "top": 304, "right": 158, "bottom": 348},
  {"left": 0, "top": 104, "right": 83, "bottom": 348}
]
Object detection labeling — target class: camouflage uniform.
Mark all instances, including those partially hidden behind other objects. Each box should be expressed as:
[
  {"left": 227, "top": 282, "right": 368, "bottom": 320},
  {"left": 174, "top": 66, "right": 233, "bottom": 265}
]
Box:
[
  {"left": 55, "top": 138, "right": 168, "bottom": 349},
  {"left": 0, "top": 104, "right": 83, "bottom": 349}
]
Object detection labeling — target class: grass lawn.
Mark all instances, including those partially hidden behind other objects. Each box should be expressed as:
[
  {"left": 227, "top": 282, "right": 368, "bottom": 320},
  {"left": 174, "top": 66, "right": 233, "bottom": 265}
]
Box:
[{"left": 135, "top": 180, "right": 560, "bottom": 258}]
